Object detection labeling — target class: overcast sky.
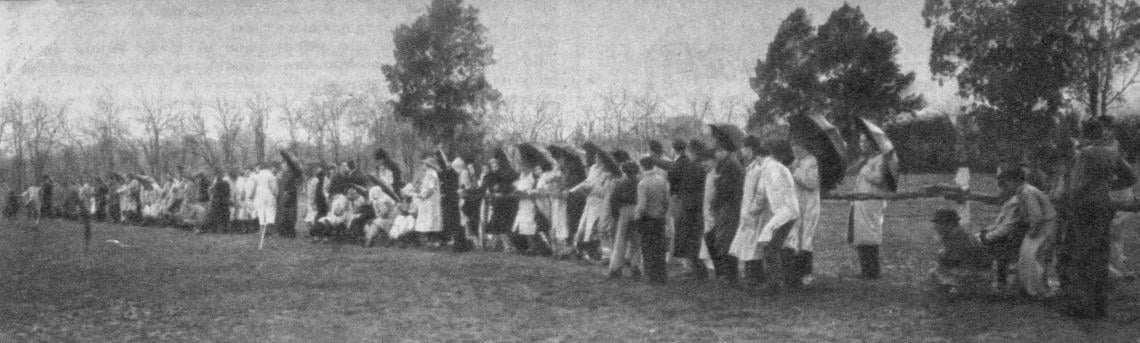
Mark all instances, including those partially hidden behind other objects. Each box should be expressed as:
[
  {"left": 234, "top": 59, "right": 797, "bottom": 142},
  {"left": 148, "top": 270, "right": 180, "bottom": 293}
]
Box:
[{"left": 3, "top": 0, "right": 961, "bottom": 131}]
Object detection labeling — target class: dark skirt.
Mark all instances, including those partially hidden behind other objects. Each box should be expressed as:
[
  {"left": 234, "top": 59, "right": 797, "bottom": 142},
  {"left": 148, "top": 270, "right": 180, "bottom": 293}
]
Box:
[{"left": 485, "top": 198, "right": 518, "bottom": 234}]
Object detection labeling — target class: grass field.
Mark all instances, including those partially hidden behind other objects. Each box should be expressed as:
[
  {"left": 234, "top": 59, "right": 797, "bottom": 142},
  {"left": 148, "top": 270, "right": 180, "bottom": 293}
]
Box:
[{"left": 1, "top": 174, "right": 1139, "bottom": 342}]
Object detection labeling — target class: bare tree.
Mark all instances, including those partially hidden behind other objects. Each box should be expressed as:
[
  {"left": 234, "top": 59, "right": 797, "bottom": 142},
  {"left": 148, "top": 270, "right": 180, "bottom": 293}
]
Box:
[
  {"left": 246, "top": 91, "right": 271, "bottom": 165},
  {"left": 212, "top": 97, "right": 243, "bottom": 168},
  {"left": 279, "top": 95, "right": 306, "bottom": 153},
  {"left": 89, "top": 90, "right": 126, "bottom": 174},
  {"left": 3, "top": 97, "right": 28, "bottom": 188},
  {"left": 134, "top": 89, "right": 181, "bottom": 176},
  {"left": 24, "top": 98, "right": 69, "bottom": 181},
  {"left": 307, "top": 84, "right": 356, "bottom": 162}
]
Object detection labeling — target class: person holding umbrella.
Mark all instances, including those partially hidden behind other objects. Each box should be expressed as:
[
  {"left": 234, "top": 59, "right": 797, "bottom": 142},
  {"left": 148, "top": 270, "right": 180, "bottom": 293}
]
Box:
[
  {"left": 666, "top": 139, "right": 710, "bottom": 279},
  {"left": 570, "top": 142, "right": 619, "bottom": 262},
  {"left": 549, "top": 145, "right": 586, "bottom": 257},
  {"left": 514, "top": 144, "right": 548, "bottom": 255},
  {"left": 847, "top": 120, "right": 899, "bottom": 279}
]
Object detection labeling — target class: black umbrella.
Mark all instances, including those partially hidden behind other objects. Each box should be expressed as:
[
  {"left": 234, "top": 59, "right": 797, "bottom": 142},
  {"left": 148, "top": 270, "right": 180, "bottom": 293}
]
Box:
[
  {"left": 517, "top": 143, "right": 553, "bottom": 171},
  {"left": 582, "top": 142, "right": 619, "bottom": 175},
  {"left": 789, "top": 113, "right": 848, "bottom": 192},
  {"left": 708, "top": 123, "right": 745, "bottom": 152}
]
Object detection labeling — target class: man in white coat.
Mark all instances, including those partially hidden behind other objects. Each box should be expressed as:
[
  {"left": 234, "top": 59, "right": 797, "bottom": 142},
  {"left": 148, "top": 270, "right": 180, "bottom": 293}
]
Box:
[
  {"left": 730, "top": 136, "right": 799, "bottom": 294},
  {"left": 249, "top": 163, "right": 278, "bottom": 249}
]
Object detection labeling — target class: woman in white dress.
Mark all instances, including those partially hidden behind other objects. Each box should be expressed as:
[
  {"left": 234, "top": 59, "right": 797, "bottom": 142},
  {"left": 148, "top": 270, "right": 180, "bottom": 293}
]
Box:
[{"left": 411, "top": 155, "right": 442, "bottom": 246}]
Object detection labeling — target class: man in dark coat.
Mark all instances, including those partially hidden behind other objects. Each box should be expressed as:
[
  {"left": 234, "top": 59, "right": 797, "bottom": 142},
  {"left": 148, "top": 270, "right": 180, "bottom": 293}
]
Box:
[
  {"left": 1057, "top": 120, "right": 1137, "bottom": 319},
  {"left": 275, "top": 151, "right": 304, "bottom": 238},
  {"left": 41, "top": 176, "right": 54, "bottom": 218},
  {"left": 669, "top": 139, "right": 709, "bottom": 279},
  {"left": 707, "top": 126, "right": 744, "bottom": 283},
  {"left": 437, "top": 150, "right": 469, "bottom": 252}
]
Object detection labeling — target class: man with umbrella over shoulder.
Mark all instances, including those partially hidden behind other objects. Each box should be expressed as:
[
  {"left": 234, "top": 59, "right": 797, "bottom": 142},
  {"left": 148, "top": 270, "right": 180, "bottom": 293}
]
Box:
[
  {"left": 706, "top": 124, "right": 745, "bottom": 284},
  {"left": 663, "top": 139, "right": 711, "bottom": 279}
]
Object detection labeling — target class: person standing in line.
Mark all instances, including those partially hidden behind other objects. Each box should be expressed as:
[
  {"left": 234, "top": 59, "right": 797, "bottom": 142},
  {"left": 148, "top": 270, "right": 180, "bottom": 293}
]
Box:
[
  {"left": 729, "top": 136, "right": 768, "bottom": 287},
  {"left": 570, "top": 142, "right": 618, "bottom": 262},
  {"left": 275, "top": 151, "right": 305, "bottom": 238},
  {"left": 513, "top": 155, "right": 543, "bottom": 255},
  {"left": 550, "top": 145, "right": 587, "bottom": 257},
  {"left": 410, "top": 154, "right": 443, "bottom": 247},
  {"left": 636, "top": 157, "right": 672, "bottom": 284},
  {"left": 482, "top": 148, "right": 519, "bottom": 251},
  {"left": 607, "top": 162, "right": 642, "bottom": 278},
  {"left": 785, "top": 137, "right": 821, "bottom": 286},
  {"left": 249, "top": 163, "right": 278, "bottom": 249},
  {"left": 1056, "top": 120, "right": 1136, "bottom": 318},
  {"left": 438, "top": 151, "right": 468, "bottom": 252},
  {"left": 848, "top": 135, "right": 895, "bottom": 279},
  {"left": 665, "top": 139, "right": 709, "bottom": 279},
  {"left": 707, "top": 127, "right": 744, "bottom": 284}
]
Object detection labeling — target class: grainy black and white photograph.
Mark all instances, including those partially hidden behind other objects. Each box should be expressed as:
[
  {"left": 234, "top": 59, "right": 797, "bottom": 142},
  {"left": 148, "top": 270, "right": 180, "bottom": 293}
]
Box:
[{"left": 2, "top": 0, "right": 1140, "bottom": 341}]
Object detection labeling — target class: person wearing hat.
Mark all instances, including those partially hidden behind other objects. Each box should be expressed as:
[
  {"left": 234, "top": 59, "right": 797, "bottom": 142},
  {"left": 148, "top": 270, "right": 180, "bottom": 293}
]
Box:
[
  {"left": 706, "top": 127, "right": 745, "bottom": 283},
  {"left": 928, "top": 209, "right": 993, "bottom": 293},
  {"left": 410, "top": 153, "right": 444, "bottom": 246},
  {"left": 669, "top": 139, "right": 709, "bottom": 279},
  {"left": 313, "top": 185, "right": 363, "bottom": 242},
  {"left": 570, "top": 142, "right": 618, "bottom": 262}
]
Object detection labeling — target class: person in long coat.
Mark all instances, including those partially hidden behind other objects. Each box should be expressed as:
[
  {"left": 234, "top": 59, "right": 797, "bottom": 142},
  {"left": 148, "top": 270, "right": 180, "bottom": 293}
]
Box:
[
  {"left": 848, "top": 135, "right": 894, "bottom": 279},
  {"left": 1056, "top": 120, "right": 1136, "bottom": 318},
  {"left": 482, "top": 148, "right": 519, "bottom": 250},
  {"left": 785, "top": 137, "right": 821, "bottom": 285},
  {"left": 204, "top": 174, "right": 232, "bottom": 233},
  {"left": 551, "top": 145, "right": 586, "bottom": 254},
  {"left": 275, "top": 151, "right": 304, "bottom": 238},
  {"left": 731, "top": 137, "right": 800, "bottom": 292},
  {"left": 40, "top": 176, "right": 54, "bottom": 218},
  {"left": 249, "top": 164, "right": 278, "bottom": 238},
  {"left": 707, "top": 129, "right": 744, "bottom": 283},
  {"left": 537, "top": 148, "right": 569, "bottom": 256},
  {"left": 410, "top": 154, "right": 443, "bottom": 245},
  {"left": 570, "top": 142, "right": 617, "bottom": 262},
  {"left": 668, "top": 139, "right": 709, "bottom": 278},
  {"left": 438, "top": 152, "right": 468, "bottom": 251}
]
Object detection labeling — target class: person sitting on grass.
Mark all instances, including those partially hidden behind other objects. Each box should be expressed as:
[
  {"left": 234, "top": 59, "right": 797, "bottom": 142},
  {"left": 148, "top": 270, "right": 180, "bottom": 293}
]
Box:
[
  {"left": 389, "top": 199, "right": 418, "bottom": 247},
  {"left": 928, "top": 209, "right": 993, "bottom": 294}
]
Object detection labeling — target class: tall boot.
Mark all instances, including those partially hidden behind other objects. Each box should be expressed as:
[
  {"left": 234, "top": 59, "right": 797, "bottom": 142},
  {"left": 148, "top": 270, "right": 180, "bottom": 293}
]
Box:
[
  {"left": 857, "top": 245, "right": 881, "bottom": 279},
  {"left": 742, "top": 260, "right": 768, "bottom": 286}
]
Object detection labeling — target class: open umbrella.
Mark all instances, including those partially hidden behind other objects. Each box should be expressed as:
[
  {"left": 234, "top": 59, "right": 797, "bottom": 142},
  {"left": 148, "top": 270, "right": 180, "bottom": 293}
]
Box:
[
  {"left": 517, "top": 143, "right": 554, "bottom": 171},
  {"left": 858, "top": 118, "right": 901, "bottom": 192},
  {"left": 789, "top": 113, "right": 848, "bottom": 192},
  {"left": 708, "top": 123, "right": 745, "bottom": 151},
  {"left": 582, "top": 142, "right": 619, "bottom": 175}
]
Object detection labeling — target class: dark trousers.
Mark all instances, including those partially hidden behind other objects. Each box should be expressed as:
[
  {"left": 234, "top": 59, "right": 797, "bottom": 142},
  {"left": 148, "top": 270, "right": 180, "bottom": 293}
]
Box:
[
  {"left": 1059, "top": 200, "right": 1114, "bottom": 318},
  {"left": 857, "top": 245, "right": 881, "bottom": 279},
  {"left": 705, "top": 231, "right": 738, "bottom": 281},
  {"left": 638, "top": 217, "right": 668, "bottom": 284}
]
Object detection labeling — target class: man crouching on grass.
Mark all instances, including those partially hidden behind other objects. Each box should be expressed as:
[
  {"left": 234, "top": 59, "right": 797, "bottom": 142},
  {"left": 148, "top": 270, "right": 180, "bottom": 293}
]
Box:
[{"left": 928, "top": 209, "right": 993, "bottom": 296}]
